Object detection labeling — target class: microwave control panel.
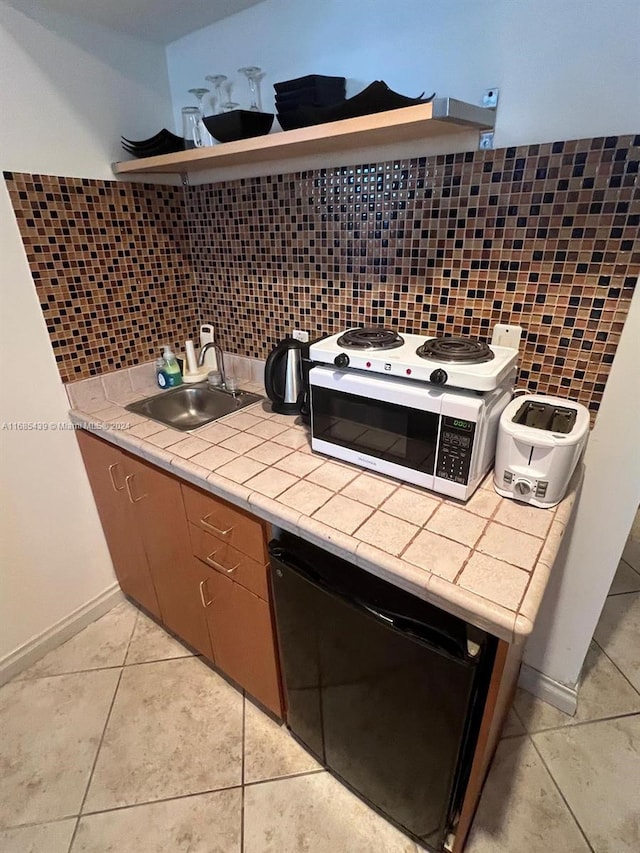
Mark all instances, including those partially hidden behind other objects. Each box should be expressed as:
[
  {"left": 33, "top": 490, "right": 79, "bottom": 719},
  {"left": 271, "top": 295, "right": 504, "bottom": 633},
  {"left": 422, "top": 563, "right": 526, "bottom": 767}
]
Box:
[{"left": 436, "top": 416, "right": 476, "bottom": 484}]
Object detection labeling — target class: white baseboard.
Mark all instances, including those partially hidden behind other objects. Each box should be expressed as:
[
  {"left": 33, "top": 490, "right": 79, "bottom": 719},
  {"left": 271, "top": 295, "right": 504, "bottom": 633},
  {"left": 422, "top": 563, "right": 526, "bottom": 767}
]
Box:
[
  {"left": 518, "top": 662, "right": 579, "bottom": 715},
  {"left": 0, "top": 583, "right": 124, "bottom": 686}
]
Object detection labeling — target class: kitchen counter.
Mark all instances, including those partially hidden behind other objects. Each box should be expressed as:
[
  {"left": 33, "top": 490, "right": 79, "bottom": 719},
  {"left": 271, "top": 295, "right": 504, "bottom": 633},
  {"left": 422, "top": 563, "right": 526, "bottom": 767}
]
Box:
[{"left": 67, "top": 371, "right": 582, "bottom": 645}]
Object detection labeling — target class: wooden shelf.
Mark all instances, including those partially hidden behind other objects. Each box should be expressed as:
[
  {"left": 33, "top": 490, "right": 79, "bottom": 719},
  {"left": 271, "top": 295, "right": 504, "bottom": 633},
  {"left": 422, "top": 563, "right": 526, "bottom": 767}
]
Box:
[{"left": 112, "top": 98, "right": 495, "bottom": 177}]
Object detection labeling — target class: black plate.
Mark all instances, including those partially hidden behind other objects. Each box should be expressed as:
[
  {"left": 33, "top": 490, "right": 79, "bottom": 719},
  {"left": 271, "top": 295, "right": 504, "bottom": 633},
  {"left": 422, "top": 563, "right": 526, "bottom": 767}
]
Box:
[
  {"left": 121, "top": 138, "right": 185, "bottom": 158},
  {"left": 121, "top": 128, "right": 184, "bottom": 149},
  {"left": 294, "top": 81, "right": 435, "bottom": 127}
]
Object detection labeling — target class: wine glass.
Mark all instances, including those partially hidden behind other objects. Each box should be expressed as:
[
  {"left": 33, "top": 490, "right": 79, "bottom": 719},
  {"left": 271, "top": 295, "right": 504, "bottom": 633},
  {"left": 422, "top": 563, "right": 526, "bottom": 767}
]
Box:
[
  {"left": 181, "top": 106, "right": 203, "bottom": 148},
  {"left": 219, "top": 80, "right": 239, "bottom": 114},
  {"left": 188, "top": 87, "right": 213, "bottom": 144},
  {"left": 205, "top": 75, "right": 228, "bottom": 115},
  {"left": 238, "top": 66, "right": 263, "bottom": 112}
]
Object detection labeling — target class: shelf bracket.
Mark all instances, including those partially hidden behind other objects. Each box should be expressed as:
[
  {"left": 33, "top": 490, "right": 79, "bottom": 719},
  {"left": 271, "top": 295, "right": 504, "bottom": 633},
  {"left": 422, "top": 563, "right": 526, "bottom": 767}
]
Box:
[{"left": 181, "top": 172, "right": 190, "bottom": 187}]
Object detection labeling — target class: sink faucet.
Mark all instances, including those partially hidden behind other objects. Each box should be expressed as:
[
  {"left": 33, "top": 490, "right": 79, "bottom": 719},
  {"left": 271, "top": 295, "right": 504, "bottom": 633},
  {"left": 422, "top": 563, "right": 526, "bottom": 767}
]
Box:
[{"left": 198, "top": 342, "right": 227, "bottom": 389}]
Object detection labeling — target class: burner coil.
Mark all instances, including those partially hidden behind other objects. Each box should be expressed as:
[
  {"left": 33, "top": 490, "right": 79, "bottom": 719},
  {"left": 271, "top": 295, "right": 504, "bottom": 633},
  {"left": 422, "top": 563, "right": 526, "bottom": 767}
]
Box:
[
  {"left": 337, "top": 327, "right": 405, "bottom": 351},
  {"left": 416, "top": 336, "right": 495, "bottom": 364}
]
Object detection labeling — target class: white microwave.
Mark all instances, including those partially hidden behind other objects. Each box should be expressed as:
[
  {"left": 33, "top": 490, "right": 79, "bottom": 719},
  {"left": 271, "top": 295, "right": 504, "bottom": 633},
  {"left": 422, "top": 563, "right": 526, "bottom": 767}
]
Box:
[{"left": 309, "top": 366, "right": 514, "bottom": 501}]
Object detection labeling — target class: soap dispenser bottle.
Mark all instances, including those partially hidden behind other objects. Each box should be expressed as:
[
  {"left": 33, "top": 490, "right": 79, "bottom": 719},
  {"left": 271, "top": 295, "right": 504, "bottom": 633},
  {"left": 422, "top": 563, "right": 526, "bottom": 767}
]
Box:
[{"left": 159, "top": 345, "right": 183, "bottom": 388}]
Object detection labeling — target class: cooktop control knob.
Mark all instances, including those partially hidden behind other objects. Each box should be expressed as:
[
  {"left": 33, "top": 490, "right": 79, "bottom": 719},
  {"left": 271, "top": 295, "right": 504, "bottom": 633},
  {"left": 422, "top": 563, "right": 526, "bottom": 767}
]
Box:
[
  {"left": 430, "top": 368, "right": 448, "bottom": 385},
  {"left": 334, "top": 353, "right": 350, "bottom": 368},
  {"left": 514, "top": 479, "right": 532, "bottom": 496}
]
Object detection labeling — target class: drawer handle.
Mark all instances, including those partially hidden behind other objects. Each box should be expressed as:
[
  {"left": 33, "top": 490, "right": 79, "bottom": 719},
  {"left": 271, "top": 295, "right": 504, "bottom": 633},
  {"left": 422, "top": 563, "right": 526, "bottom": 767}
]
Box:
[
  {"left": 125, "top": 474, "right": 147, "bottom": 504},
  {"left": 201, "top": 513, "right": 233, "bottom": 537},
  {"left": 199, "top": 579, "right": 213, "bottom": 608},
  {"left": 108, "top": 463, "right": 125, "bottom": 493},
  {"left": 205, "top": 550, "right": 239, "bottom": 575}
]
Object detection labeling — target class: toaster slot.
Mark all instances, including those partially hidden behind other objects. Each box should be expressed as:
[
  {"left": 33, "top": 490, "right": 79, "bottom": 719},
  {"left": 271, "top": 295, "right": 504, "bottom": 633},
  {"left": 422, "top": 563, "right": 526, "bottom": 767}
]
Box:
[
  {"left": 513, "top": 401, "right": 577, "bottom": 433},
  {"left": 548, "top": 407, "right": 577, "bottom": 434}
]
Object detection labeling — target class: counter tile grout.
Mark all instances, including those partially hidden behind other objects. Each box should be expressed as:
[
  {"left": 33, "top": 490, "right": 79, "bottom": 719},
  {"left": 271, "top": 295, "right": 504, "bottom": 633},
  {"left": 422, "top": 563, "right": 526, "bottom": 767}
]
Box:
[{"left": 68, "top": 388, "right": 583, "bottom": 642}]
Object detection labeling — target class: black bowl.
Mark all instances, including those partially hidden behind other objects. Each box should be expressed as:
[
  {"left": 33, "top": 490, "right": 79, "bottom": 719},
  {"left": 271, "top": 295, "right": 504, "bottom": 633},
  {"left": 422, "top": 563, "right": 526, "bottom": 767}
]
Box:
[
  {"left": 276, "top": 110, "right": 318, "bottom": 131},
  {"left": 203, "top": 110, "right": 274, "bottom": 143},
  {"left": 273, "top": 74, "right": 346, "bottom": 95}
]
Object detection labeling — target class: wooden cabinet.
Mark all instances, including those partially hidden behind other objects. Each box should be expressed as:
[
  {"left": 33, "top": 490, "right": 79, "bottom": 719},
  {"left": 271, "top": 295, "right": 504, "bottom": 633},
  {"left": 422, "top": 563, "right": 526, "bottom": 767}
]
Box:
[
  {"left": 204, "top": 566, "right": 282, "bottom": 716},
  {"left": 183, "top": 482, "right": 283, "bottom": 717},
  {"left": 77, "top": 431, "right": 212, "bottom": 659},
  {"left": 78, "top": 430, "right": 283, "bottom": 717},
  {"left": 76, "top": 430, "right": 161, "bottom": 619}
]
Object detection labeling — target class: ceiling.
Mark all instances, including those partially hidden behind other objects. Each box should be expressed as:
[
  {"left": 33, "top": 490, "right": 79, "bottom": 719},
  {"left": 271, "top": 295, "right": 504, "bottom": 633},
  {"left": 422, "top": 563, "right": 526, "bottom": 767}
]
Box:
[{"left": 11, "top": 0, "right": 267, "bottom": 44}]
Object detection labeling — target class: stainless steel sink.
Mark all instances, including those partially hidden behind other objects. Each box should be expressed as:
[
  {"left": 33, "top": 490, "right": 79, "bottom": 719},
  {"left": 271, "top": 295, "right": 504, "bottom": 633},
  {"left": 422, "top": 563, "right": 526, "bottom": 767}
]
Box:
[{"left": 125, "top": 383, "right": 263, "bottom": 431}]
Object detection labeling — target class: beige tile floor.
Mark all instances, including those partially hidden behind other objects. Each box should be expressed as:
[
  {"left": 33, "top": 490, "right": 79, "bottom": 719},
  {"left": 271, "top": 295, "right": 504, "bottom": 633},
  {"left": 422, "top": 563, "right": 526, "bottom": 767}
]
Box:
[{"left": 1, "top": 515, "right": 639, "bottom": 853}]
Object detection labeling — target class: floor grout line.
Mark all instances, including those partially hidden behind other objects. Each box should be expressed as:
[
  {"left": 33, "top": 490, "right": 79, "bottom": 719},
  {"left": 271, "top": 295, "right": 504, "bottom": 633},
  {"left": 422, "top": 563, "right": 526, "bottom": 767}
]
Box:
[
  {"left": 11, "top": 652, "right": 199, "bottom": 684},
  {"left": 66, "top": 611, "right": 139, "bottom": 853},
  {"left": 0, "top": 814, "right": 81, "bottom": 833},
  {"left": 243, "top": 768, "right": 326, "bottom": 789},
  {"left": 241, "top": 691, "right": 246, "bottom": 853},
  {"left": 66, "top": 666, "right": 125, "bottom": 853},
  {"left": 76, "top": 783, "right": 244, "bottom": 819},
  {"left": 517, "top": 709, "right": 640, "bottom": 737},
  {"left": 527, "top": 733, "right": 596, "bottom": 853},
  {"left": 606, "top": 588, "right": 640, "bottom": 596},
  {"left": 591, "top": 636, "right": 640, "bottom": 698},
  {"left": 121, "top": 607, "right": 140, "bottom": 667}
]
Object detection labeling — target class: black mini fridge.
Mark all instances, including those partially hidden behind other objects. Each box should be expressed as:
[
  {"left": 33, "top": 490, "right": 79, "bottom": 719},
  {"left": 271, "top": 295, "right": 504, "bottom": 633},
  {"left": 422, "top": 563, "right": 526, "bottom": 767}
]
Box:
[{"left": 269, "top": 533, "right": 497, "bottom": 851}]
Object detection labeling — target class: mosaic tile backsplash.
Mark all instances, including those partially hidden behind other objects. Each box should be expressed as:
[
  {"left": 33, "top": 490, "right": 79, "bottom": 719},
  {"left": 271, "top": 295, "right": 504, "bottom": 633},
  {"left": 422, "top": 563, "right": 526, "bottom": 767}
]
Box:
[
  {"left": 189, "top": 134, "right": 638, "bottom": 413},
  {"left": 5, "top": 172, "right": 197, "bottom": 382},
  {"left": 5, "top": 132, "right": 639, "bottom": 412}
]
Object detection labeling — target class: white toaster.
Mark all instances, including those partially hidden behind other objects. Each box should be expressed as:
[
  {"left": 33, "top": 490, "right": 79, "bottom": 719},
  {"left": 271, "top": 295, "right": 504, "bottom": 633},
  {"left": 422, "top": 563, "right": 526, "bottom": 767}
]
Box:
[{"left": 494, "top": 394, "right": 590, "bottom": 508}]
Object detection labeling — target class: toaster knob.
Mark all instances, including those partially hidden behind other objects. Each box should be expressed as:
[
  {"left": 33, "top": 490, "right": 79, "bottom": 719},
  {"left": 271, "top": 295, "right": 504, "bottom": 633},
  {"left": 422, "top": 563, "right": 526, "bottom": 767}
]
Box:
[
  {"left": 430, "top": 368, "right": 448, "bottom": 385},
  {"left": 514, "top": 479, "right": 532, "bottom": 496},
  {"left": 334, "top": 353, "right": 350, "bottom": 368}
]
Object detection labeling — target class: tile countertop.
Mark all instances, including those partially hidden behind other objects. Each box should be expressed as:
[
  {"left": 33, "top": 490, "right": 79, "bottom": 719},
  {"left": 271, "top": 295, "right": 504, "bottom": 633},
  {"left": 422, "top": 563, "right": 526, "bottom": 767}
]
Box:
[{"left": 67, "top": 370, "right": 582, "bottom": 646}]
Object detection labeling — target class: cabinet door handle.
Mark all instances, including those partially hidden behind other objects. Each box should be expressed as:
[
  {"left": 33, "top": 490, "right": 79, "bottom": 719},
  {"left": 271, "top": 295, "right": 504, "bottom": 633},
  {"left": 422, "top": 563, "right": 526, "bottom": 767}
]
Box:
[
  {"left": 201, "top": 513, "right": 233, "bottom": 537},
  {"left": 205, "top": 550, "right": 239, "bottom": 575},
  {"left": 199, "top": 579, "right": 213, "bottom": 608},
  {"left": 108, "top": 463, "right": 125, "bottom": 493},
  {"left": 125, "top": 474, "right": 147, "bottom": 504}
]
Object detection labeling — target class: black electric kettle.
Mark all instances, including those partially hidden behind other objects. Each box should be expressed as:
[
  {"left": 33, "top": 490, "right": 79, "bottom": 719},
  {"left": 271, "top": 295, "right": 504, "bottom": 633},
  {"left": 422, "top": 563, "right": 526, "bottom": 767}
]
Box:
[{"left": 264, "top": 337, "right": 309, "bottom": 416}]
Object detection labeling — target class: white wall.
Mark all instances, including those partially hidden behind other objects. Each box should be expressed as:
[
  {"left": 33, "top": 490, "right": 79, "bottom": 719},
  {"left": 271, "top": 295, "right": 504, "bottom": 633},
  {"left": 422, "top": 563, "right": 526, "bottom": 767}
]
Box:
[
  {"left": 524, "top": 287, "right": 640, "bottom": 688},
  {"left": 0, "top": 1, "right": 173, "bottom": 671},
  {"left": 166, "top": 0, "right": 640, "bottom": 148},
  {"left": 165, "top": 0, "right": 640, "bottom": 698}
]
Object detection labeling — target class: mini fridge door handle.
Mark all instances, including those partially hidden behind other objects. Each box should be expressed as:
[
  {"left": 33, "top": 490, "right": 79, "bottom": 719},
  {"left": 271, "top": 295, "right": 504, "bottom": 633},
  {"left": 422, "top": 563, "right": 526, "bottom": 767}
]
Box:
[{"left": 270, "top": 544, "right": 473, "bottom": 662}]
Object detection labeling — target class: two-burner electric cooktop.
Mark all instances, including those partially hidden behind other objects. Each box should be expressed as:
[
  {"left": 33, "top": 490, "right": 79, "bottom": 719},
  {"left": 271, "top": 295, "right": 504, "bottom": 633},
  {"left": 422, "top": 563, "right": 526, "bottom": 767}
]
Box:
[{"left": 309, "top": 327, "right": 519, "bottom": 392}]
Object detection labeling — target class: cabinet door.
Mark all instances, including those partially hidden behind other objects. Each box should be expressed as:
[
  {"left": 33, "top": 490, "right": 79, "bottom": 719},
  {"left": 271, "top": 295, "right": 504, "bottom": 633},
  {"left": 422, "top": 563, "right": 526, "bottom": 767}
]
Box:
[
  {"left": 206, "top": 570, "right": 283, "bottom": 717},
  {"left": 126, "top": 456, "right": 213, "bottom": 660},
  {"left": 76, "top": 431, "right": 160, "bottom": 618}
]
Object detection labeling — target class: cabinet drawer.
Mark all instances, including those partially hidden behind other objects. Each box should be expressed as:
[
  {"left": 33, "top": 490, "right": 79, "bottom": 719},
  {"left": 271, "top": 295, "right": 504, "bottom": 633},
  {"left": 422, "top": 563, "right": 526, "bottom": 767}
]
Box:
[
  {"left": 182, "top": 484, "right": 268, "bottom": 564},
  {"left": 189, "top": 523, "right": 269, "bottom": 601}
]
